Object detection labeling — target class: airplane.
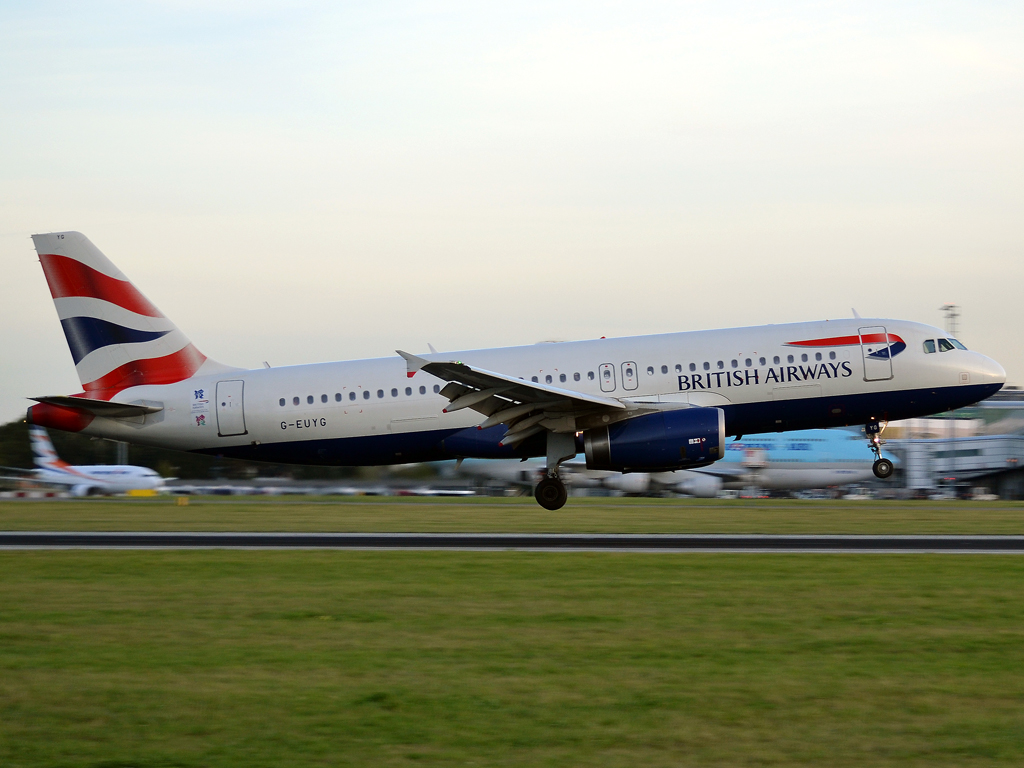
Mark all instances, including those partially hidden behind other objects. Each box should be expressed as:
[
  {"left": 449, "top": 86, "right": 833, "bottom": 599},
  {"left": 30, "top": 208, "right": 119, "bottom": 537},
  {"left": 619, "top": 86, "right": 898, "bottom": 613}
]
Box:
[
  {"left": 457, "top": 428, "right": 880, "bottom": 497},
  {"left": 24, "top": 232, "right": 1005, "bottom": 510},
  {"left": 0, "top": 426, "right": 167, "bottom": 496}
]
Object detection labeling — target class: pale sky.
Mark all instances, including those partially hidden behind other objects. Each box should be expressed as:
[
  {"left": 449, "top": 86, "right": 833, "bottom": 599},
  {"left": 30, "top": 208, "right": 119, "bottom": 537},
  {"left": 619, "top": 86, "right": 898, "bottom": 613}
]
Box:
[{"left": 1, "top": 1, "right": 1022, "bottom": 423}]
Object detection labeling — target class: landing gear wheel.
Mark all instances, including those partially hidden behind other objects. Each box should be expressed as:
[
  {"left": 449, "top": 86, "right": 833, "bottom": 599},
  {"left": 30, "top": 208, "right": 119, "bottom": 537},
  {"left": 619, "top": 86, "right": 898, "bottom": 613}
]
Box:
[
  {"left": 535, "top": 476, "right": 568, "bottom": 510},
  {"left": 873, "top": 458, "right": 894, "bottom": 479}
]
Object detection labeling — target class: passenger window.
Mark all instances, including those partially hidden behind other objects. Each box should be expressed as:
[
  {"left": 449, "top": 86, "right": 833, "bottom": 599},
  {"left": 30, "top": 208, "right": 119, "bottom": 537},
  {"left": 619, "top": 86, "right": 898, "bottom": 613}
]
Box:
[
  {"left": 923, "top": 339, "right": 936, "bottom": 354},
  {"left": 545, "top": 375, "right": 552, "bottom": 384},
  {"left": 532, "top": 376, "right": 539, "bottom": 383},
  {"left": 647, "top": 366, "right": 654, "bottom": 375},
  {"left": 773, "top": 356, "right": 780, "bottom": 365},
  {"left": 279, "top": 398, "right": 285, "bottom": 407},
  {"left": 321, "top": 394, "right": 328, "bottom": 403},
  {"left": 335, "top": 393, "right": 342, "bottom": 402},
  {"left": 419, "top": 386, "right": 426, "bottom": 395},
  {"left": 574, "top": 372, "right": 580, "bottom": 381},
  {"left": 307, "top": 395, "right": 314, "bottom": 404},
  {"left": 588, "top": 371, "right": 595, "bottom": 380},
  {"left": 814, "top": 353, "right": 821, "bottom": 361},
  {"left": 293, "top": 397, "right": 299, "bottom": 406},
  {"left": 730, "top": 360, "right": 738, "bottom": 368},
  {"left": 675, "top": 364, "right": 682, "bottom": 373},
  {"left": 800, "top": 354, "right": 808, "bottom": 362},
  {"left": 829, "top": 351, "right": 836, "bottom": 360},
  {"left": 391, "top": 388, "right": 398, "bottom": 397},
  {"left": 938, "top": 338, "right": 955, "bottom": 352},
  {"left": 559, "top": 373, "right": 566, "bottom": 382},
  {"left": 787, "top": 355, "right": 794, "bottom": 364},
  {"left": 689, "top": 363, "right": 696, "bottom": 372},
  {"left": 717, "top": 361, "right": 724, "bottom": 370},
  {"left": 759, "top": 357, "right": 766, "bottom": 365},
  {"left": 950, "top": 338, "right": 967, "bottom": 350},
  {"left": 363, "top": 391, "right": 370, "bottom": 400},
  {"left": 349, "top": 392, "right": 356, "bottom": 401},
  {"left": 405, "top": 387, "right": 412, "bottom": 396},
  {"left": 625, "top": 366, "right": 634, "bottom": 377},
  {"left": 433, "top": 385, "right": 440, "bottom": 393},
  {"left": 745, "top": 358, "right": 752, "bottom": 367},
  {"left": 703, "top": 362, "right": 710, "bottom": 371},
  {"left": 377, "top": 390, "right": 384, "bottom": 398}
]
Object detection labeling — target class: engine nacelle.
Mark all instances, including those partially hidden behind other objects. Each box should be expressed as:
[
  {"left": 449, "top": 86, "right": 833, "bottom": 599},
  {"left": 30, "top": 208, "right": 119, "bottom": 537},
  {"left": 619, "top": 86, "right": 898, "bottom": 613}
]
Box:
[
  {"left": 71, "top": 484, "right": 100, "bottom": 497},
  {"left": 670, "top": 472, "right": 723, "bottom": 498},
  {"left": 583, "top": 407, "right": 726, "bottom": 472}
]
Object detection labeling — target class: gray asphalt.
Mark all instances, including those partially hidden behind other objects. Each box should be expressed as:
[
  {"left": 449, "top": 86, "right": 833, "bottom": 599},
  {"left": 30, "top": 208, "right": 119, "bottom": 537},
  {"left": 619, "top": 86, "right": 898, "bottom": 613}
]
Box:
[{"left": 2, "top": 532, "right": 1024, "bottom": 552}]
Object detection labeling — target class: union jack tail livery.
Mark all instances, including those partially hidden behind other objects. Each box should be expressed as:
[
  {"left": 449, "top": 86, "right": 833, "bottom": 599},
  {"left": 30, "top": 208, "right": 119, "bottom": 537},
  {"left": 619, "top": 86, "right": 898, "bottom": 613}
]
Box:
[{"left": 32, "top": 232, "right": 226, "bottom": 400}]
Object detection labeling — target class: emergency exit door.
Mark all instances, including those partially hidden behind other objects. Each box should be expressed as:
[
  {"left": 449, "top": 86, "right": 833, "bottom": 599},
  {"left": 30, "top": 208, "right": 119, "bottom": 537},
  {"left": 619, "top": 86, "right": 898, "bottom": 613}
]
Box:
[
  {"left": 859, "top": 326, "right": 894, "bottom": 382},
  {"left": 598, "top": 363, "right": 616, "bottom": 392},
  {"left": 216, "top": 380, "right": 247, "bottom": 436}
]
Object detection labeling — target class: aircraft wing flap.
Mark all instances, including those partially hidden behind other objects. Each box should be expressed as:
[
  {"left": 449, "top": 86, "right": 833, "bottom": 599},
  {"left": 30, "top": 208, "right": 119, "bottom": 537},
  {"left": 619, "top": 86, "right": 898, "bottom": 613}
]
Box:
[{"left": 397, "top": 351, "right": 626, "bottom": 412}]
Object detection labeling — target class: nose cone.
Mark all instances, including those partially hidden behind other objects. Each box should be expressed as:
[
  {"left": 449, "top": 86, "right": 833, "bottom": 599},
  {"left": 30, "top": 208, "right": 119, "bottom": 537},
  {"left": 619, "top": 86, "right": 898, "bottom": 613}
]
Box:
[{"left": 973, "top": 353, "right": 1007, "bottom": 398}]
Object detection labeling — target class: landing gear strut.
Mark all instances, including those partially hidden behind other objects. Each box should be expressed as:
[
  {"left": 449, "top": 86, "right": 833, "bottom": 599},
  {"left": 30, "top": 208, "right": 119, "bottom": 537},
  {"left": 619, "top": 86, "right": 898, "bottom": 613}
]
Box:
[
  {"left": 866, "top": 420, "right": 894, "bottom": 479},
  {"left": 534, "top": 431, "right": 576, "bottom": 510}
]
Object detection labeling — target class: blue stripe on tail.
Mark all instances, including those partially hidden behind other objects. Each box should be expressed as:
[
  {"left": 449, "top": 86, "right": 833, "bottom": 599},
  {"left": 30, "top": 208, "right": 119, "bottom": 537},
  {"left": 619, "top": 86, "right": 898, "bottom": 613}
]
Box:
[{"left": 60, "top": 316, "right": 171, "bottom": 364}]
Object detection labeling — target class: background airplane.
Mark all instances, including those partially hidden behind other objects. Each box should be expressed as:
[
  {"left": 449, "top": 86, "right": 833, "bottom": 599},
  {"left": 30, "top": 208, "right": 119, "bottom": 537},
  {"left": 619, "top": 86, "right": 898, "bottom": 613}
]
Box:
[
  {"left": 0, "top": 426, "right": 167, "bottom": 497},
  {"left": 457, "top": 428, "right": 882, "bottom": 497}
]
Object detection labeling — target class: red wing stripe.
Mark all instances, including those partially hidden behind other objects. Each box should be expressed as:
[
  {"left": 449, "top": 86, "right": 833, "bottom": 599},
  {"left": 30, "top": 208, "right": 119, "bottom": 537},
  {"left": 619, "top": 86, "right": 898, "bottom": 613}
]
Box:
[
  {"left": 80, "top": 344, "right": 207, "bottom": 399},
  {"left": 786, "top": 334, "right": 903, "bottom": 347},
  {"left": 39, "top": 253, "right": 164, "bottom": 318}
]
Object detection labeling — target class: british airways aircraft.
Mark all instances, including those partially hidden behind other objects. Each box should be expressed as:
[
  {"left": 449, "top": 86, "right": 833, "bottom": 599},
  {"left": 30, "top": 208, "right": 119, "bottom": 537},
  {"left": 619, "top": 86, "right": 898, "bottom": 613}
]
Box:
[
  {"left": 0, "top": 426, "right": 167, "bottom": 496},
  {"left": 25, "top": 232, "right": 1005, "bottom": 509}
]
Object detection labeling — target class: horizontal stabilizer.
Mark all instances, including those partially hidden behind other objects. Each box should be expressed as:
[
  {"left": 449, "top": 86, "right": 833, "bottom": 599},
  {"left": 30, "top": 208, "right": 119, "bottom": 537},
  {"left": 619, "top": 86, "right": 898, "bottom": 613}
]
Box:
[{"left": 30, "top": 396, "right": 163, "bottom": 418}]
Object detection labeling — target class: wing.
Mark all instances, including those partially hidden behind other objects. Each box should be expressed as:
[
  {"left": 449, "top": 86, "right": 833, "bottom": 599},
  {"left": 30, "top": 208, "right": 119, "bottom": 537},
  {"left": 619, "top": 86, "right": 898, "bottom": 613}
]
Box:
[{"left": 397, "top": 350, "right": 633, "bottom": 447}]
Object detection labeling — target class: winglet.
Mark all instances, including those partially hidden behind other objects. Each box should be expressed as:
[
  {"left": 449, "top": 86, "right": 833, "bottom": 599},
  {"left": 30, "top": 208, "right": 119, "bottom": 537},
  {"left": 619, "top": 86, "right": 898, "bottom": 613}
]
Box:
[
  {"left": 397, "top": 350, "right": 430, "bottom": 378},
  {"left": 852, "top": 308, "right": 862, "bottom": 319}
]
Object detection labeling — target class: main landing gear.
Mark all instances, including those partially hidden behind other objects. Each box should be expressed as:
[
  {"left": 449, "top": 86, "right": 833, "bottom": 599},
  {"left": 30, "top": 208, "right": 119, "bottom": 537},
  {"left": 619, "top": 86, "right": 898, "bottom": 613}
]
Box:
[
  {"left": 534, "top": 431, "right": 576, "bottom": 510},
  {"left": 866, "top": 420, "right": 894, "bottom": 480},
  {"left": 536, "top": 475, "right": 568, "bottom": 510}
]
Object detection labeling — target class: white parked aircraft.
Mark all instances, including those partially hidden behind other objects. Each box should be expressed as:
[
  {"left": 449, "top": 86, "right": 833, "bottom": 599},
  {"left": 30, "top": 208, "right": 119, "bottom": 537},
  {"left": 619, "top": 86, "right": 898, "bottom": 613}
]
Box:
[
  {"left": 26, "top": 232, "right": 1005, "bottom": 509},
  {"left": 1, "top": 426, "right": 167, "bottom": 496}
]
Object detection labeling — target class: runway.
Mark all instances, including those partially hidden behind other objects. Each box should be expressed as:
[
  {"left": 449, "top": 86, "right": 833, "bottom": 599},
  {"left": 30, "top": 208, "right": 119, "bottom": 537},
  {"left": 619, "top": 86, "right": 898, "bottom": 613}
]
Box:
[{"left": 3, "top": 532, "right": 1024, "bottom": 552}]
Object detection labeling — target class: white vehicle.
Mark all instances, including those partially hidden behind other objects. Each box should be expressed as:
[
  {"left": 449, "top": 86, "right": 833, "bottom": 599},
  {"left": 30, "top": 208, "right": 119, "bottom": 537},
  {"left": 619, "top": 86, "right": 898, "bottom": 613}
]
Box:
[
  {"left": 26, "top": 232, "right": 1005, "bottom": 509},
  {"left": 4, "top": 426, "right": 167, "bottom": 496}
]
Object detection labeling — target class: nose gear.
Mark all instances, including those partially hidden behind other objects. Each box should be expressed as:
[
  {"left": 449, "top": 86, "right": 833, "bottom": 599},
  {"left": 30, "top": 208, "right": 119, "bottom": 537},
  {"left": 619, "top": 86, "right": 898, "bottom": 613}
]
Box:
[{"left": 865, "top": 419, "right": 894, "bottom": 479}]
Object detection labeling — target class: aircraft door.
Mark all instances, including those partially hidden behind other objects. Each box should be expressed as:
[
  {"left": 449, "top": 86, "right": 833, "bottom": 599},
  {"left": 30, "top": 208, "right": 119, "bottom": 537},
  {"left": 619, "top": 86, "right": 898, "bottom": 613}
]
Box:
[
  {"left": 599, "top": 363, "right": 616, "bottom": 392},
  {"left": 621, "top": 361, "right": 638, "bottom": 390},
  {"left": 859, "top": 326, "right": 894, "bottom": 382},
  {"left": 216, "top": 380, "right": 247, "bottom": 436}
]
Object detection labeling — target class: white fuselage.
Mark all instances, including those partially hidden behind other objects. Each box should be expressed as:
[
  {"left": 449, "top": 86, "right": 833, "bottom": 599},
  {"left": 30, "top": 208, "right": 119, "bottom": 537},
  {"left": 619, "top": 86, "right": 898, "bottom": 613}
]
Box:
[
  {"left": 34, "top": 465, "right": 166, "bottom": 495},
  {"left": 53, "top": 318, "right": 1006, "bottom": 467}
]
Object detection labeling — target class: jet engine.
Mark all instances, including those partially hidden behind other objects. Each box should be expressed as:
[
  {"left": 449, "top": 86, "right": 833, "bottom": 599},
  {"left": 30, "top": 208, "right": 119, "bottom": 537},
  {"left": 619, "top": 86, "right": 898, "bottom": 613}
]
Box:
[
  {"left": 670, "top": 472, "right": 723, "bottom": 499},
  {"left": 583, "top": 407, "right": 726, "bottom": 472},
  {"left": 70, "top": 484, "right": 100, "bottom": 497}
]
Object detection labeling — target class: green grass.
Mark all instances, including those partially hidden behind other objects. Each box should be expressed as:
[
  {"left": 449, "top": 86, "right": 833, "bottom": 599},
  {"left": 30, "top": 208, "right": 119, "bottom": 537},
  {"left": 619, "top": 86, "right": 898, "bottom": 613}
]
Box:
[
  {"left": 2, "top": 551, "right": 1024, "bottom": 766},
  {"left": 3, "top": 496, "right": 1024, "bottom": 533}
]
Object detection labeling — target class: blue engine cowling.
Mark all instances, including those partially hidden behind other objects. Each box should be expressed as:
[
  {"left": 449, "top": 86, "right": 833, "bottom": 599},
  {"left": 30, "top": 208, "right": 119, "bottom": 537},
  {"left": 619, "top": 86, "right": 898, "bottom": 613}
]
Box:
[{"left": 583, "top": 407, "right": 726, "bottom": 472}]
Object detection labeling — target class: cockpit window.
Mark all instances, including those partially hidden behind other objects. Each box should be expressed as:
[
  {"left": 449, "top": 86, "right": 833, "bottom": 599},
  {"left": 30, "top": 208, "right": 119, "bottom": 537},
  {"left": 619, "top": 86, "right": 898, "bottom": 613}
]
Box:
[
  {"left": 938, "top": 338, "right": 955, "bottom": 352},
  {"left": 923, "top": 339, "right": 936, "bottom": 354},
  {"left": 949, "top": 338, "right": 967, "bottom": 350}
]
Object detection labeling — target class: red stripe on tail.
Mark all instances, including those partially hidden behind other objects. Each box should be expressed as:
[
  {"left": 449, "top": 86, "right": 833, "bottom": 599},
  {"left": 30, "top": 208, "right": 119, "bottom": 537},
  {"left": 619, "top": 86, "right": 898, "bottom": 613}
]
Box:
[
  {"left": 81, "top": 344, "right": 207, "bottom": 400},
  {"left": 38, "top": 253, "right": 164, "bottom": 318}
]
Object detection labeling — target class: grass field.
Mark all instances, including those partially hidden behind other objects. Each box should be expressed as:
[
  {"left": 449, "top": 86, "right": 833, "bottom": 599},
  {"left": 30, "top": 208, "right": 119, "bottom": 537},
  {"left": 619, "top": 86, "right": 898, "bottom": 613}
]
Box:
[
  {"left": 3, "top": 498, "right": 1024, "bottom": 766},
  {"left": 2, "top": 496, "right": 1024, "bottom": 533},
  {"left": 2, "top": 550, "right": 1024, "bottom": 767}
]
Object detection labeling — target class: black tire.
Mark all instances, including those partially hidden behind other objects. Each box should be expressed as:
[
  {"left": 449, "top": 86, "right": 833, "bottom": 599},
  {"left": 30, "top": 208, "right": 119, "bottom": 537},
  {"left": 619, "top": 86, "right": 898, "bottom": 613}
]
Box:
[
  {"left": 873, "top": 458, "right": 894, "bottom": 480},
  {"left": 535, "top": 477, "right": 568, "bottom": 510}
]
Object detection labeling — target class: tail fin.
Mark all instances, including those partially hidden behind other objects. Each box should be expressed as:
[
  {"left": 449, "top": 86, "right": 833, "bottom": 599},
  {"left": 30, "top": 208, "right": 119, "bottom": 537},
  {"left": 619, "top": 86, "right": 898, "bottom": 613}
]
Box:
[
  {"left": 31, "top": 232, "right": 227, "bottom": 399},
  {"left": 29, "top": 426, "right": 63, "bottom": 470}
]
